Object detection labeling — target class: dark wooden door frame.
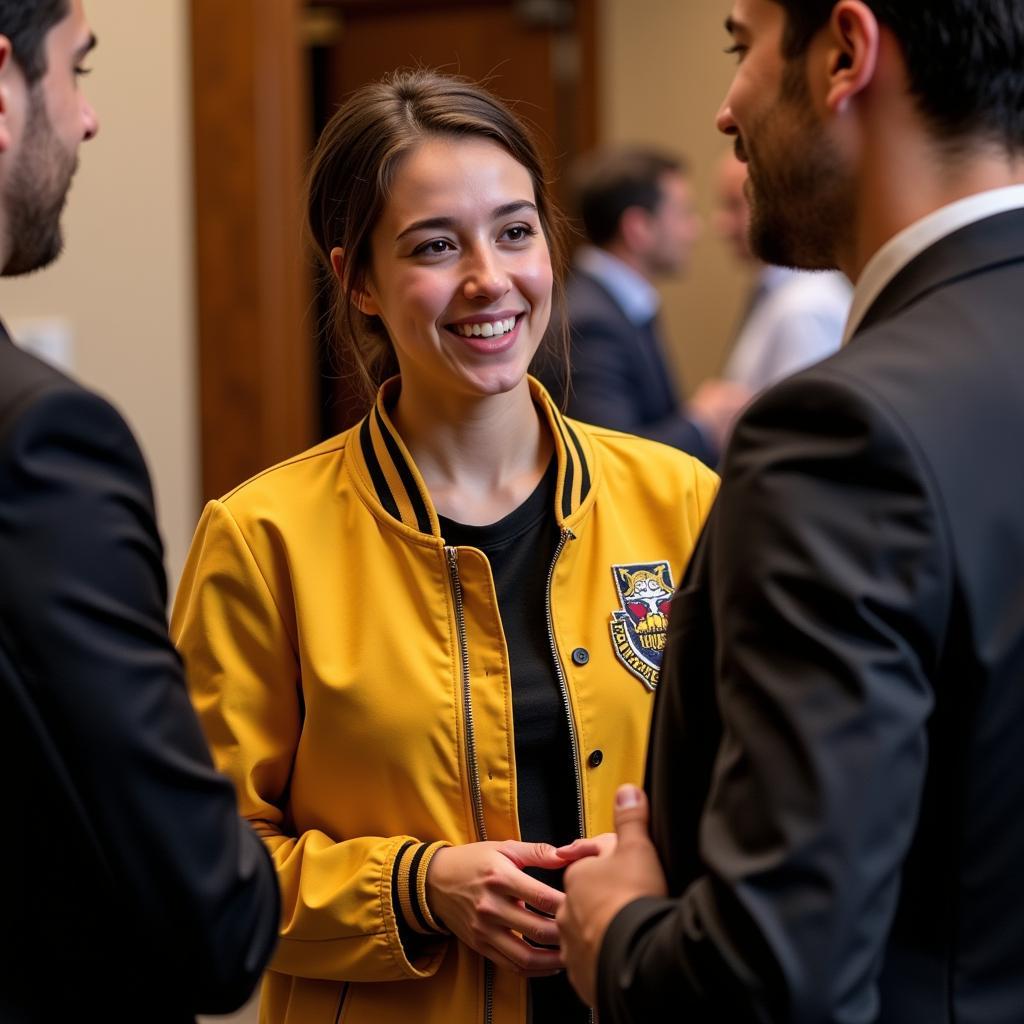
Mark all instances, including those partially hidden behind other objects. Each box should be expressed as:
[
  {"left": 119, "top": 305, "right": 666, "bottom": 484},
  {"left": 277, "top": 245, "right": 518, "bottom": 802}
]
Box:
[{"left": 190, "top": 0, "right": 314, "bottom": 502}]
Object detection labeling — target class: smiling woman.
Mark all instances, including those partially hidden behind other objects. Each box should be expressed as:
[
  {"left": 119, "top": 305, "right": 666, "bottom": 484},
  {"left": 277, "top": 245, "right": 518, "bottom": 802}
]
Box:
[
  {"left": 308, "top": 70, "right": 569, "bottom": 414},
  {"left": 171, "top": 69, "right": 719, "bottom": 1024},
  {"left": 346, "top": 135, "right": 554, "bottom": 417}
]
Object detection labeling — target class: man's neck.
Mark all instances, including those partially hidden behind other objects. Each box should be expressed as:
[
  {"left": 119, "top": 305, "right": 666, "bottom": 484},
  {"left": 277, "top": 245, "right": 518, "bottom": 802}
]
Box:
[
  {"left": 843, "top": 137, "right": 1024, "bottom": 282},
  {"left": 601, "top": 241, "right": 654, "bottom": 285}
]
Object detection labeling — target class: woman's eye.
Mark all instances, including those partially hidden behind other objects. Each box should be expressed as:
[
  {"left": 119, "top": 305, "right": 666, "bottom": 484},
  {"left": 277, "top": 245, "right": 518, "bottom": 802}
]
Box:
[
  {"left": 503, "top": 224, "right": 536, "bottom": 243},
  {"left": 414, "top": 239, "right": 454, "bottom": 256}
]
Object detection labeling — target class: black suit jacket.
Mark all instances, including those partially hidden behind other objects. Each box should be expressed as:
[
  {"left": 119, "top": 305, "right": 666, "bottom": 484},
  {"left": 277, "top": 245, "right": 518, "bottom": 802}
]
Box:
[
  {"left": 0, "top": 328, "right": 279, "bottom": 1022},
  {"left": 540, "top": 269, "right": 717, "bottom": 466},
  {"left": 599, "top": 208, "right": 1024, "bottom": 1023}
]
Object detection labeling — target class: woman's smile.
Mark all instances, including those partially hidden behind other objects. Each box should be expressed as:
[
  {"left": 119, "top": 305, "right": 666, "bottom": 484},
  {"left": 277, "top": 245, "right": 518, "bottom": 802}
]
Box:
[
  {"left": 444, "top": 311, "right": 524, "bottom": 353},
  {"left": 364, "top": 135, "right": 553, "bottom": 400}
]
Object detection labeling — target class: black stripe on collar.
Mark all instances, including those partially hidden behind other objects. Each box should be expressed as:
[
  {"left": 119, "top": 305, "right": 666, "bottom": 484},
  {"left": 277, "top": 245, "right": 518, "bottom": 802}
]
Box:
[
  {"left": 359, "top": 418, "right": 401, "bottom": 522},
  {"left": 374, "top": 406, "right": 433, "bottom": 534},
  {"left": 563, "top": 420, "right": 592, "bottom": 506}
]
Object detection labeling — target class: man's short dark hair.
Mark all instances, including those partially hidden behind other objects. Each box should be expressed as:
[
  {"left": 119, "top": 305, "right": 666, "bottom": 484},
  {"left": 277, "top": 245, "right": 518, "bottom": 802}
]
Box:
[
  {"left": 0, "top": 0, "right": 68, "bottom": 84},
  {"left": 771, "top": 0, "right": 1024, "bottom": 150},
  {"left": 572, "top": 147, "right": 688, "bottom": 248}
]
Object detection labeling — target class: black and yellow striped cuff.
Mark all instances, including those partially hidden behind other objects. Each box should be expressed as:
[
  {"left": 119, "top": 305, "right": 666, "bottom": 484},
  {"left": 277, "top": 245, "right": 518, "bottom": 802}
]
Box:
[{"left": 393, "top": 840, "right": 450, "bottom": 936}]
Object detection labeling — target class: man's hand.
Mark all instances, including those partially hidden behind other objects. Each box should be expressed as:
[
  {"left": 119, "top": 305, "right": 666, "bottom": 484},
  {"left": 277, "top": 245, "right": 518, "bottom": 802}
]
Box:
[
  {"left": 690, "top": 377, "right": 752, "bottom": 454},
  {"left": 556, "top": 785, "right": 668, "bottom": 1007}
]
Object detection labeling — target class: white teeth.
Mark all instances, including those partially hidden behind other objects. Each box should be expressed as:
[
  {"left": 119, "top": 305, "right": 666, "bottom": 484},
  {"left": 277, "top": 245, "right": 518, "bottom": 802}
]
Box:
[{"left": 452, "top": 316, "right": 517, "bottom": 338}]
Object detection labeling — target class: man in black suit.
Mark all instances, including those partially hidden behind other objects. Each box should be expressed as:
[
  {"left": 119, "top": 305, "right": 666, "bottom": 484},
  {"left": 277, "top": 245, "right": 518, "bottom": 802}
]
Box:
[
  {"left": 543, "top": 148, "right": 747, "bottom": 465},
  {"left": 557, "top": 1, "right": 1024, "bottom": 1022},
  {"left": 0, "top": 2, "right": 278, "bottom": 1020}
]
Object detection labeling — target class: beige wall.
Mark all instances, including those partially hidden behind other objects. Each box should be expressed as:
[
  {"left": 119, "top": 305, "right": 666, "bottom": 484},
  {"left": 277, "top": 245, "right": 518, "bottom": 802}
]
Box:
[
  {"left": 0, "top": 0, "right": 197, "bottom": 586},
  {"left": 599, "top": 0, "right": 753, "bottom": 388}
]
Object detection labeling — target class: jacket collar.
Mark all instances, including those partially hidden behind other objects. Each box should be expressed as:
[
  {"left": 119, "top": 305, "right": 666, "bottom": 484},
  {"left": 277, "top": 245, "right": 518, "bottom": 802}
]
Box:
[
  {"left": 350, "top": 376, "right": 596, "bottom": 539},
  {"left": 854, "top": 207, "right": 1024, "bottom": 338}
]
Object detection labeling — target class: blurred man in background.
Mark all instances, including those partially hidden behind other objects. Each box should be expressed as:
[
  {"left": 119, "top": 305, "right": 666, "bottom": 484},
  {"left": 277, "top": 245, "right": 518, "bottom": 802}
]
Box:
[
  {"left": 543, "top": 147, "right": 746, "bottom": 465},
  {"left": 0, "top": 2, "right": 278, "bottom": 1019}
]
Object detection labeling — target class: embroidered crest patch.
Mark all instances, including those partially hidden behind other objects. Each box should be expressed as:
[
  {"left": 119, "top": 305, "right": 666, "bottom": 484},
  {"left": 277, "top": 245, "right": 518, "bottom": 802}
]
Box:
[{"left": 609, "top": 561, "right": 676, "bottom": 691}]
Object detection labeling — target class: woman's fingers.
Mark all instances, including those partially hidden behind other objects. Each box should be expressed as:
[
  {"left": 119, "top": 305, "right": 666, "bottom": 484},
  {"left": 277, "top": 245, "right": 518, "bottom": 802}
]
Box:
[
  {"left": 555, "top": 833, "right": 616, "bottom": 863},
  {"left": 471, "top": 872, "right": 561, "bottom": 943},
  {"left": 483, "top": 931, "right": 565, "bottom": 976},
  {"left": 493, "top": 869, "right": 565, "bottom": 916},
  {"left": 498, "top": 839, "right": 569, "bottom": 871},
  {"left": 501, "top": 901, "right": 561, "bottom": 947}
]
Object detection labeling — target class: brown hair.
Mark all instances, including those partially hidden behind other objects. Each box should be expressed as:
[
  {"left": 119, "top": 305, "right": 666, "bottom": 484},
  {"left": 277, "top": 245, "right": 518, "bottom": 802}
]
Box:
[
  {"left": 571, "top": 147, "right": 688, "bottom": 248},
  {"left": 307, "top": 68, "right": 570, "bottom": 405}
]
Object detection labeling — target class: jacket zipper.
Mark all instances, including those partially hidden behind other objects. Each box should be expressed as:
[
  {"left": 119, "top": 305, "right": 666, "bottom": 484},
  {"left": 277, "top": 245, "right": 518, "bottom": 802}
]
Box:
[
  {"left": 545, "top": 528, "right": 585, "bottom": 840},
  {"left": 333, "top": 982, "right": 349, "bottom": 1023},
  {"left": 450, "top": 539, "right": 591, "bottom": 1024},
  {"left": 545, "top": 529, "right": 596, "bottom": 1024},
  {"left": 446, "top": 546, "right": 488, "bottom": 844},
  {"left": 445, "top": 546, "right": 494, "bottom": 1024}
]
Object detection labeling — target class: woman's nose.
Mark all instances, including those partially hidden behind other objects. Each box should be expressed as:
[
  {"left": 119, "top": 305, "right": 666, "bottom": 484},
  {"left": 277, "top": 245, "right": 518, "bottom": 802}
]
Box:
[{"left": 462, "top": 248, "right": 510, "bottom": 302}]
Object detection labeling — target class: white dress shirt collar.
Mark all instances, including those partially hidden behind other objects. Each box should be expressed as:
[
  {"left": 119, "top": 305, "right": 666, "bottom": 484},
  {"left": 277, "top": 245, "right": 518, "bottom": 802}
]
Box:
[
  {"left": 843, "top": 184, "right": 1024, "bottom": 344},
  {"left": 758, "top": 264, "right": 801, "bottom": 292},
  {"left": 575, "top": 245, "right": 661, "bottom": 326}
]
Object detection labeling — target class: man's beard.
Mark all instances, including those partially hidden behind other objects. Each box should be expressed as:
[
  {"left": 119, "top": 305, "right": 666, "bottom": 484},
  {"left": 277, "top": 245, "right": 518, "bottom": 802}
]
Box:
[
  {"left": 742, "top": 62, "right": 853, "bottom": 271},
  {"left": 2, "top": 86, "right": 77, "bottom": 277}
]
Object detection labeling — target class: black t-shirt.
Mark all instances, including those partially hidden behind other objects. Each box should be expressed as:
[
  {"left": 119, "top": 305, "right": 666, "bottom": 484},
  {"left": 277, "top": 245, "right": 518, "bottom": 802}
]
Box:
[{"left": 439, "top": 459, "right": 588, "bottom": 1023}]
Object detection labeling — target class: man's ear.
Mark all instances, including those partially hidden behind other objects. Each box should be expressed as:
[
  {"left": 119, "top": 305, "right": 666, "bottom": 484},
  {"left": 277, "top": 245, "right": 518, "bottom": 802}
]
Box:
[
  {"left": 618, "top": 206, "right": 654, "bottom": 255},
  {"left": 0, "top": 36, "right": 16, "bottom": 154},
  {"left": 330, "top": 246, "right": 380, "bottom": 316},
  {"left": 823, "top": 0, "right": 879, "bottom": 114}
]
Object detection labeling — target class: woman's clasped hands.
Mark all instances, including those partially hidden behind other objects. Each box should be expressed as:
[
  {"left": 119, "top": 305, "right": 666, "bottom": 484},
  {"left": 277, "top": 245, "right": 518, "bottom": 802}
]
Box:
[{"left": 425, "top": 836, "right": 618, "bottom": 976}]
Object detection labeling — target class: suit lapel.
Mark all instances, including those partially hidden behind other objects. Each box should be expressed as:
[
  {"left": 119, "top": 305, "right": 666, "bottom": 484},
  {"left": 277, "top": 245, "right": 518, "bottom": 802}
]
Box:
[
  {"left": 575, "top": 269, "right": 636, "bottom": 334},
  {"left": 856, "top": 208, "right": 1024, "bottom": 337},
  {"left": 576, "top": 270, "right": 682, "bottom": 410}
]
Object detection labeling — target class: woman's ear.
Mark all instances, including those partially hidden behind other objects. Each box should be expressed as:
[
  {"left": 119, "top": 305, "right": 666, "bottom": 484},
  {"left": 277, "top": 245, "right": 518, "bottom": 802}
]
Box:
[
  {"left": 824, "top": 0, "right": 880, "bottom": 114},
  {"left": 331, "top": 246, "right": 379, "bottom": 316}
]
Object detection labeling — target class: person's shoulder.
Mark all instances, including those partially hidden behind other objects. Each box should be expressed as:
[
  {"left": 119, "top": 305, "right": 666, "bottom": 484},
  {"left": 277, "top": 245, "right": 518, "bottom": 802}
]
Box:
[
  {"left": 734, "top": 341, "right": 928, "bottom": 469},
  {"left": 566, "top": 268, "right": 619, "bottom": 314},
  {"left": 564, "top": 275, "right": 632, "bottom": 347},
  {"left": 0, "top": 346, "right": 142, "bottom": 469},
  {"left": 572, "top": 416, "right": 718, "bottom": 497},
  {"left": 0, "top": 339, "right": 83, "bottom": 425},
  {"left": 817, "top": 281, "right": 1017, "bottom": 441},
  {"left": 217, "top": 428, "right": 353, "bottom": 517}
]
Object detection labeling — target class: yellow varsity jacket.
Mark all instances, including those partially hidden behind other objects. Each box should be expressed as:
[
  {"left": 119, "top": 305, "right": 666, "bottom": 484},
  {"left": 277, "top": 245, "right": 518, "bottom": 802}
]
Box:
[{"left": 171, "top": 378, "right": 718, "bottom": 1024}]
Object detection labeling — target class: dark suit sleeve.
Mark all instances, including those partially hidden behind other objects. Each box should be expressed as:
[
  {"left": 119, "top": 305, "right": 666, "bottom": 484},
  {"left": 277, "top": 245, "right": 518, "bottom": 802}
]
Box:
[
  {"left": 598, "top": 368, "right": 950, "bottom": 1022},
  {"left": 0, "top": 384, "right": 279, "bottom": 1014},
  {"left": 565, "top": 317, "right": 717, "bottom": 464}
]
